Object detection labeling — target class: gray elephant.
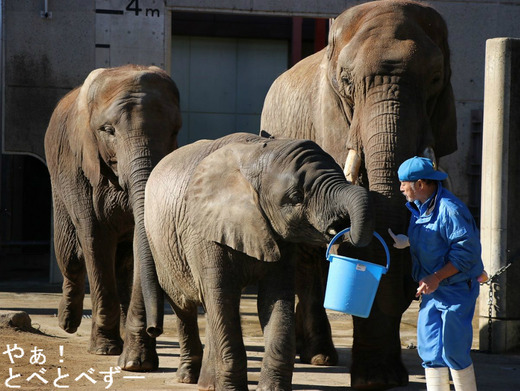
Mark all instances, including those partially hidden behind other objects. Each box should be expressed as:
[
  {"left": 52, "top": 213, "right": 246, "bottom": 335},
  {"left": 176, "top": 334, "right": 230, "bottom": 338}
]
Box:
[
  {"left": 139, "top": 132, "right": 374, "bottom": 389},
  {"left": 260, "top": 0, "right": 457, "bottom": 389},
  {"left": 44, "top": 65, "right": 181, "bottom": 358}
]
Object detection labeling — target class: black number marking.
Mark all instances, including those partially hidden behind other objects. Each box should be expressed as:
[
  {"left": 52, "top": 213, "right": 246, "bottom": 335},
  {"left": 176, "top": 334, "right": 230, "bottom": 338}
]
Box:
[
  {"left": 126, "top": 0, "right": 142, "bottom": 16},
  {"left": 126, "top": 0, "right": 160, "bottom": 17}
]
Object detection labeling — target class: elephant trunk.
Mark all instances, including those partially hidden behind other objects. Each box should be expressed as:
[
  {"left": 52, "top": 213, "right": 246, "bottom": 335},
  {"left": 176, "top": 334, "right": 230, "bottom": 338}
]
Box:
[
  {"left": 362, "top": 91, "right": 421, "bottom": 230},
  {"left": 129, "top": 161, "right": 164, "bottom": 338},
  {"left": 340, "top": 184, "right": 374, "bottom": 247},
  {"left": 320, "top": 179, "right": 374, "bottom": 248},
  {"left": 361, "top": 98, "right": 420, "bottom": 312}
]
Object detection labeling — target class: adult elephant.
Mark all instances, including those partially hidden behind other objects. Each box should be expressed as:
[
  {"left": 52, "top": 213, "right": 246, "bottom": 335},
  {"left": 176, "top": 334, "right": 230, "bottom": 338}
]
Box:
[
  {"left": 45, "top": 65, "right": 181, "bottom": 357},
  {"left": 141, "top": 132, "right": 374, "bottom": 389},
  {"left": 260, "top": 0, "right": 457, "bottom": 389}
]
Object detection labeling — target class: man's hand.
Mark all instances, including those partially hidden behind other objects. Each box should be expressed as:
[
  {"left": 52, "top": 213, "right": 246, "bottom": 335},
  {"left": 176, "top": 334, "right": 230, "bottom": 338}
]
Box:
[
  {"left": 416, "top": 263, "right": 460, "bottom": 297},
  {"left": 478, "top": 270, "right": 489, "bottom": 283},
  {"left": 388, "top": 228, "right": 410, "bottom": 249},
  {"left": 416, "top": 273, "right": 441, "bottom": 297}
]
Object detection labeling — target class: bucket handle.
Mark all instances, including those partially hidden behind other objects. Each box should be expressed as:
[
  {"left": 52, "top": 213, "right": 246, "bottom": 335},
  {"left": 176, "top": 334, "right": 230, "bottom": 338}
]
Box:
[{"left": 325, "top": 228, "right": 390, "bottom": 272}]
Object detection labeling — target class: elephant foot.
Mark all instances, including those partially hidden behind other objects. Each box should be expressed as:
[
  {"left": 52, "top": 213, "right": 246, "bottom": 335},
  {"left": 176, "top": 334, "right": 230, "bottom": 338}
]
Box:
[
  {"left": 294, "top": 296, "right": 338, "bottom": 366},
  {"left": 298, "top": 343, "right": 338, "bottom": 366},
  {"left": 257, "top": 384, "right": 290, "bottom": 391},
  {"left": 58, "top": 297, "right": 82, "bottom": 333},
  {"left": 196, "top": 380, "right": 215, "bottom": 391},
  {"left": 88, "top": 330, "right": 123, "bottom": 356},
  {"left": 176, "top": 358, "right": 201, "bottom": 384},
  {"left": 350, "top": 357, "right": 408, "bottom": 390},
  {"left": 89, "top": 337, "right": 123, "bottom": 355},
  {"left": 197, "top": 364, "right": 215, "bottom": 391},
  {"left": 118, "top": 334, "right": 158, "bottom": 371},
  {"left": 118, "top": 351, "right": 158, "bottom": 371},
  {"left": 308, "top": 352, "right": 338, "bottom": 366},
  {"left": 257, "top": 378, "right": 291, "bottom": 391}
]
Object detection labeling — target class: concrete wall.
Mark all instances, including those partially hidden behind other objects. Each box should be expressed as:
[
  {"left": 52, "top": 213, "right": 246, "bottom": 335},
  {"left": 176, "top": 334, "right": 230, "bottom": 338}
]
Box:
[
  {"left": 95, "top": 0, "right": 167, "bottom": 70},
  {"left": 435, "top": 1, "right": 520, "bottom": 211},
  {"left": 164, "top": 0, "right": 362, "bottom": 17},
  {"left": 2, "top": 0, "right": 167, "bottom": 162},
  {"left": 2, "top": 1, "right": 95, "bottom": 160}
]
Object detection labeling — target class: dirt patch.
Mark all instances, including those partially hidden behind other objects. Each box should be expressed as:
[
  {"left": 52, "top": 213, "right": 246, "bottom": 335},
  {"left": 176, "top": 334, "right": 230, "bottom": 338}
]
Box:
[
  {"left": 0, "top": 290, "right": 362, "bottom": 390},
  {"left": 0, "top": 289, "right": 518, "bottom": 390}
]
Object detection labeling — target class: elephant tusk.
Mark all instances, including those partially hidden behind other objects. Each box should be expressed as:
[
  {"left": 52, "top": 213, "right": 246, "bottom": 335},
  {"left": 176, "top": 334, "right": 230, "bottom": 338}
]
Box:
[
  {"left": 327, "top": 228, "right": 338, "bottom": 236},
  {"left": 421, "top": 146, "right": 437, "bottom": 169},
  {"left": 344, "top": 149, "right": 361, "bottom": 184}
]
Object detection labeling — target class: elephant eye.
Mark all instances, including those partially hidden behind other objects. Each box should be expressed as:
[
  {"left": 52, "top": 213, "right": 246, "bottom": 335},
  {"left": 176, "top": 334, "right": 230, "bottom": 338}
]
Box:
[
  {"left": 283, "top": 189, "right": 304, "bottom": 206},
  {"left": 340, "top": 68, "right": 353, "bottom": 83},
  {"left": 431, "top": 71, "right": 442, "bottom": 86},
  {"left": 100, "top": 125, "right": 115, "bottom": 136},
  {"left": 339, "top": 68, "right": 355, "bottom": 99}
]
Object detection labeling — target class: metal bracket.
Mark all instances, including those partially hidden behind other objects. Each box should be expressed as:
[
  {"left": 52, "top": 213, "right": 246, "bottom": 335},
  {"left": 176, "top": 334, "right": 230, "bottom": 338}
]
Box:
[{"left": 41, "top": 0, "right": 52, "bottom": 19}]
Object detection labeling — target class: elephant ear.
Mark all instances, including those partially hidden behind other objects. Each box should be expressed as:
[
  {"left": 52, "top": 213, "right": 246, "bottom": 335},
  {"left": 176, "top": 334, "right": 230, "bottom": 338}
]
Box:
[
  {"left": 185, "top": 144, "right": 281, "bottom": 262},
  {"left": 70, "top": 68, "right": 106, "bottom": 186},
  {"left": 430, "top": 76, "right": 457, "bottom": 158},
  {"left": 326, "top": 10, "right": 354, "bottom": 90},
  {"left": 326, "top": 3, "right": 370, "bottom": 88},
  {"left": 421, "top": 6, "right": 458, "bottom": 158}
]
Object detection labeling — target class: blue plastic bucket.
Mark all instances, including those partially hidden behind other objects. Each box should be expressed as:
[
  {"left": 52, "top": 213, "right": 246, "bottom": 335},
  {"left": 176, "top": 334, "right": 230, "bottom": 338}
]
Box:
[{"left": 323, "top": 228, "right": 390, "bottom": 318}]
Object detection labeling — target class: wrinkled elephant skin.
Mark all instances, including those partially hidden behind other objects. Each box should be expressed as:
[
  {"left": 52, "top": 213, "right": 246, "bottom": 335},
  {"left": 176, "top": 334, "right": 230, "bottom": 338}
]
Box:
[{"left": 261, "top": 0, "right": 457, "bottom": 389}]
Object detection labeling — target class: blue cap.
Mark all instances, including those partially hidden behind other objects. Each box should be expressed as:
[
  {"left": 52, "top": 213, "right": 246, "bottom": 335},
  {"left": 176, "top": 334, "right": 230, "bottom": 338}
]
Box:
[{"left": 398, "top": 156, "right": 448, "bottom": 181}]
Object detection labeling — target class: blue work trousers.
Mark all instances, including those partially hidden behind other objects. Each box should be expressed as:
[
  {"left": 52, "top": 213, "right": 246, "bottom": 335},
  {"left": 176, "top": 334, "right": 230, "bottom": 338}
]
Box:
[{"left": 417, "top": 279, "right": 479, "bottom": 370}]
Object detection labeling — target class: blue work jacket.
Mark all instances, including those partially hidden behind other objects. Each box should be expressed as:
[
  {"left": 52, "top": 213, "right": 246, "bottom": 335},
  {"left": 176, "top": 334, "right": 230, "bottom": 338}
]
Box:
[{"left": 406, "top": 182, "right": 484, "bottom": 285}]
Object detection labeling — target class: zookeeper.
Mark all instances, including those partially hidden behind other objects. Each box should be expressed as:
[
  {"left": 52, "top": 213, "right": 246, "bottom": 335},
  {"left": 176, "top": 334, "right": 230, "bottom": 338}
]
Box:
[{"left": 388, "top": 156, "right": 484, "bottom": 391}]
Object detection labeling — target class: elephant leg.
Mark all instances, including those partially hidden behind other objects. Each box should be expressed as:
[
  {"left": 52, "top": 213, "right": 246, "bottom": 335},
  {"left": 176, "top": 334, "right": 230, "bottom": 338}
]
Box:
[
  {"left": 349, "top": 242, "right": 413, "bottom": 390},
  {"left": 53, "top": 196, "right": 86, "bottom": 334},
  {"left": 118, "top": 267, "right": 158, "bottom": 371},
  {"left": 295, "top": 245, "right": 338, "bottom": 366},
  {"left": 199, "top": 279, "right": 247, "bottom": 390},
  {"left": 197, "top": 315, "right": 216, "bottom": 390},
  {"left": 350, "top": 303, "right": 408, "bottom": 390},
  {"left": 170, "top": 301, "right": 203, "bottom": 384},
  {"left": 82, "top": 234, "right": 123, "bottom": 355},
  {"left": 115, "top": 240, "right": 134, "bottom": 333},
  {"left": 257, "top": 262, "right": 296, "bottom": 391}
]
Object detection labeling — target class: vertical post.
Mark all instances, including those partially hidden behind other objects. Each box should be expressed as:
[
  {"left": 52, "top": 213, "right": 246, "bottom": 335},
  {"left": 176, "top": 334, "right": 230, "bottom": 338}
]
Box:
[
  {"left": 314, "top": 18, "right": 327, "bottom": 53},
  {"left": 480, "top": 38, "right": 520, "bottom": 353},
  {"left": 291, "top": 17, "right": 302, "bottom": 67}
]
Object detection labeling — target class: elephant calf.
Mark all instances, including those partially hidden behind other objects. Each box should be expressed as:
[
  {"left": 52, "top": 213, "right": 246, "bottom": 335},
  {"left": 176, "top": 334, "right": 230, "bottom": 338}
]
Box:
[{"left": 140, "top": 132, "right": 374, "bottom": 389}]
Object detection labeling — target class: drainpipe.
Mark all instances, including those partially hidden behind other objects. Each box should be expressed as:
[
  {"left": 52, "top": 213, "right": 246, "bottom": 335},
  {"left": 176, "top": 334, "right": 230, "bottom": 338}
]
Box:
[{"left": 41, "top": 0, "right": 52, "bottom": 19}]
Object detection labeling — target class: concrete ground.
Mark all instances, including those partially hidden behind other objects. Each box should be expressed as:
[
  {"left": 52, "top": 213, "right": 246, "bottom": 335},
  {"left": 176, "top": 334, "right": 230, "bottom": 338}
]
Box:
[{"left": 0, "top": 279, "right": 518, "bottom": 390}]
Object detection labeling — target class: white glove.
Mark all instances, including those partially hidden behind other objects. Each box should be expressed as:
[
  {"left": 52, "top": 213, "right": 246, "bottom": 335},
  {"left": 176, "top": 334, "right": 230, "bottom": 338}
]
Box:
[{"left": 388, "top": 228, "right": 410, "bottom": 249}]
